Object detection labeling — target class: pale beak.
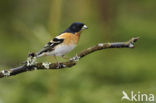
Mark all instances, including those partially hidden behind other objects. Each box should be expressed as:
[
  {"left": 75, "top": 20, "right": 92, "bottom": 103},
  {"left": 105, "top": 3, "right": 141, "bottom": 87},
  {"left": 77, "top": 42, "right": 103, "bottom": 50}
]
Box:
[{"left": 82, "top": 25, "right": 88, "bottom": 30}]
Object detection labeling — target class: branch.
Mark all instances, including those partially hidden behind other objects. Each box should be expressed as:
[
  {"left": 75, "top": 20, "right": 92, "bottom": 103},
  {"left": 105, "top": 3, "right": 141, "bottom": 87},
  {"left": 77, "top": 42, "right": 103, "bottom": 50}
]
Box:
[{"left": 0, "top": 37, "right": 139, "bottom": 78}]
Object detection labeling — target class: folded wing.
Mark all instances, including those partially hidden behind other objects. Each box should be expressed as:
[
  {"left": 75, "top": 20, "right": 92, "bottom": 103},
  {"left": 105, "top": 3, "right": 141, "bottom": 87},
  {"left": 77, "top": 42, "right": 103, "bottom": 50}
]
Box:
[{"left": 37, "top": 38, "right": 64, "bottom": 57}]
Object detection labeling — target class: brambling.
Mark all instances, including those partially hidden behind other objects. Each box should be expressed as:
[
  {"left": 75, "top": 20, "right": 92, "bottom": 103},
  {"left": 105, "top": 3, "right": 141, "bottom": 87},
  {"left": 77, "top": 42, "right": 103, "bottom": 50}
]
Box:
[{"left": 34, "top": 22, "right": 88, "bottom": 65}]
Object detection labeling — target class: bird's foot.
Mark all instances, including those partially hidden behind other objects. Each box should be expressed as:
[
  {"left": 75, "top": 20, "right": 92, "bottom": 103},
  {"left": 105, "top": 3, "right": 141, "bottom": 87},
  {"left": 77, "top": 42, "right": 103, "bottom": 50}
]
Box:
[{"left": 56, "top": 62, "right": 61, "bottom": 68}]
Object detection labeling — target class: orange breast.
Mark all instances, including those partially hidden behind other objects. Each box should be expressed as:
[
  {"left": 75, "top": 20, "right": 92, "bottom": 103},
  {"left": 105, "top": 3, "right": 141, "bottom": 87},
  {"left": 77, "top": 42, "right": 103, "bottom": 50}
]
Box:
[{"left": 58, "top": 32, "right": 81, "bottom": 45}]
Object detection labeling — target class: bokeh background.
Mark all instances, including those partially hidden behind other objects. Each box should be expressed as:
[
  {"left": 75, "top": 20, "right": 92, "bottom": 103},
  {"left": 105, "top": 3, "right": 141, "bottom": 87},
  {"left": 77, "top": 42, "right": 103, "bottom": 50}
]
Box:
[{"left": 0, "top": 0, "right": 156, "bottom": 103}]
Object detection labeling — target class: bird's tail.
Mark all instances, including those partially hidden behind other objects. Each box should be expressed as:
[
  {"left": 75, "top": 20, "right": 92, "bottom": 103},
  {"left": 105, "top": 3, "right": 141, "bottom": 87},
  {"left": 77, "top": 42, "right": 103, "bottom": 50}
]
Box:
[
  {"left": 35, "top": 52, "right": 45, "bottom": 58},
  {"left": 28, "top": 52, "right": 38, "bottom": 58},
  {"left": 29, "top": 52, "right": 45, "bottom": 58}
]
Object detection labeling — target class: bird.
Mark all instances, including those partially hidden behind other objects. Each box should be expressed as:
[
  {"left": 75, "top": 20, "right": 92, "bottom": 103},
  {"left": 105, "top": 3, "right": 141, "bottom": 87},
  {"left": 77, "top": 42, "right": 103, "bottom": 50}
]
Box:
[{"left": 31, "top": 22, "right": 88, "bottom": 66}]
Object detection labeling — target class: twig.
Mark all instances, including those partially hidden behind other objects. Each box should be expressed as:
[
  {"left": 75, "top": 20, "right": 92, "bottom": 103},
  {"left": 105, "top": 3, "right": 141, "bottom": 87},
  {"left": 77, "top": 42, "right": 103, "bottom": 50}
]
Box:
[{"left": 0, "top": 37, "right": 139, "bottom": 78}]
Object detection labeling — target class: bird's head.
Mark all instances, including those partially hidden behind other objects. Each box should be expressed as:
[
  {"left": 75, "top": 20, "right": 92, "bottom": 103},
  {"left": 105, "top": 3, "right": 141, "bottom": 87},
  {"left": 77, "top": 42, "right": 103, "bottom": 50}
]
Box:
[{"left": 64, "top": 22, "right": 88, "bottom": 33}]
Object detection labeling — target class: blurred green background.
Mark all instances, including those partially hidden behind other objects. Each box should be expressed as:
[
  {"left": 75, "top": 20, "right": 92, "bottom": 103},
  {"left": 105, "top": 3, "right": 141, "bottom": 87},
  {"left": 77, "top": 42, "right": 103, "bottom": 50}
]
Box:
[{"left": 0, "top": 0, "right": 156, "bottom": 103}]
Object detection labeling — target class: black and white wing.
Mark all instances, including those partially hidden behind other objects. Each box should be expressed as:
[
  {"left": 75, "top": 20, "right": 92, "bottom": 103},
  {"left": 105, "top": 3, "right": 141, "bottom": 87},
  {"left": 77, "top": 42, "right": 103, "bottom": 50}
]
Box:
[{"left": 37, "top": 38, "right": 64, "bottom": 57}]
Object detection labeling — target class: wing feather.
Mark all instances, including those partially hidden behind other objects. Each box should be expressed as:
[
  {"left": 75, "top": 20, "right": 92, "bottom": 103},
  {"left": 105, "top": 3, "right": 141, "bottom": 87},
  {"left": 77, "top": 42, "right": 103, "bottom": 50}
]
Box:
[{"left": 37, "top": 37, "right": 64, "bottom": 56}]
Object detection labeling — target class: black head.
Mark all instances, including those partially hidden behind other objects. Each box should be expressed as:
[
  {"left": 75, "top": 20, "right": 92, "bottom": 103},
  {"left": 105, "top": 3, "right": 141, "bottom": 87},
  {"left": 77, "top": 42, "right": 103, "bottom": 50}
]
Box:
[{"left": 64, "top": 22, "right": 88, "bottom": 33}]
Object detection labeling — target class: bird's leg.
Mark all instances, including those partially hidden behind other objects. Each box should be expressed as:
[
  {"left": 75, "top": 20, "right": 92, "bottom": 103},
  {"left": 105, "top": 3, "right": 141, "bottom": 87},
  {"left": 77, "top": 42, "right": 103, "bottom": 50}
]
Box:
[
  {"left": 62, "top": 55, "right": 70, "bottom": 60},
  {"left": 53, "top": 55, "right": 60, "bottom": 68}
]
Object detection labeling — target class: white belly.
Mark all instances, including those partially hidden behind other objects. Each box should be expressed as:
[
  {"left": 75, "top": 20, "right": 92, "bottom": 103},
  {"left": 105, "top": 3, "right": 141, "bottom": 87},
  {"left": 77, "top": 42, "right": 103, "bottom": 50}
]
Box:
[{"left": 46, "top": 44, "right": 76, "bottom": 56}]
